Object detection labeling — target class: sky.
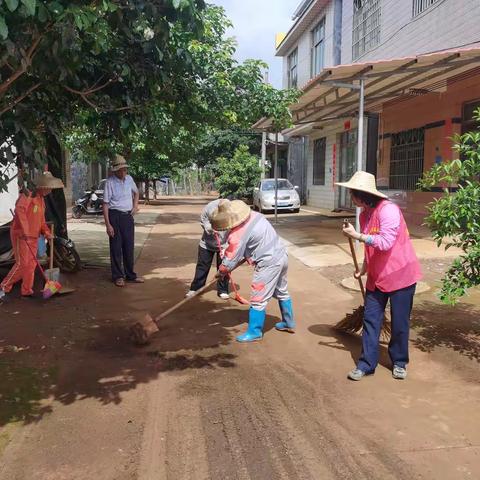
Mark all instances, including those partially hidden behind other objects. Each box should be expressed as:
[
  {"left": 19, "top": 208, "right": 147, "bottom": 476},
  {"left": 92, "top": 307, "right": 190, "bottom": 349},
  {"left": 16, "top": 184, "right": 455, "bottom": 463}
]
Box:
[{"left": 210, "top": 0, "right": 300, "bottom": 88}]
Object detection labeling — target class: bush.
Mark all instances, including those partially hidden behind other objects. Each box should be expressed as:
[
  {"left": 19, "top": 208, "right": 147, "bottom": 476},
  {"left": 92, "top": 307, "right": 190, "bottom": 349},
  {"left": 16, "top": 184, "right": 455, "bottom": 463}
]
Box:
[
  {"left": 215, "top": 145, "right": 262, "bottom": 200},
  {"left": 419, "top": 109, "right": 480, "bottom": 304}
]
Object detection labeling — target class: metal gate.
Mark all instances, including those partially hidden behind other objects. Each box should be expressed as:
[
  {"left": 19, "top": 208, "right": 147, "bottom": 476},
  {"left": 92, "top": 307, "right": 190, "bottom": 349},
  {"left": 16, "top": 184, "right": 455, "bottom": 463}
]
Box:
[{"left": 389, "top": 128, "right": 424, "bottom": 191}]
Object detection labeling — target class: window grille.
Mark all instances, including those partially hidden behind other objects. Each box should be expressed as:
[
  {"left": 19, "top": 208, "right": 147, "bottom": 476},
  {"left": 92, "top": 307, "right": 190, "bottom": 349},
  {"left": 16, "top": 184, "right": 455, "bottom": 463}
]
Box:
[
  {"left": 287, "top": 48, "right": 298, "bottom": 88},
  {"left": 311, "top": 18, "right": 325, "bottom": 77},
  {"left": 389, "top": 128, "right": 425, "bottom": 191},
  {"left": 313, "top": 137, "right": 326, "bottom": 185},
  {"left": 352, "top": 0, "right": 381, "bottom": 60},
  {"left": 412, "top": 0, "right": 440, "bottom": 17}
]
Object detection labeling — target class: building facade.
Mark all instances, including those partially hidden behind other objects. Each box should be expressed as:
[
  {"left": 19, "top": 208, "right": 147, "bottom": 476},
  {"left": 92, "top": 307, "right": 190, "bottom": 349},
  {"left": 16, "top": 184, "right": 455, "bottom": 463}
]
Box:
[{"left": 274, "top": 0, "right": 480, "bottom": 224}]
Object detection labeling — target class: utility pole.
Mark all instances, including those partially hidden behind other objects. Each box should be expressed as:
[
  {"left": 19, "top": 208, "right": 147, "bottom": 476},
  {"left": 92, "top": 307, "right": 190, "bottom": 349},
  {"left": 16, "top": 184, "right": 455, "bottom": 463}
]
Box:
[
  {"left": 261, "top": 131, "right": 267, "bottom": 179},
  {"left": 274, "top": 131, "right": 279, "bottom": 224}
]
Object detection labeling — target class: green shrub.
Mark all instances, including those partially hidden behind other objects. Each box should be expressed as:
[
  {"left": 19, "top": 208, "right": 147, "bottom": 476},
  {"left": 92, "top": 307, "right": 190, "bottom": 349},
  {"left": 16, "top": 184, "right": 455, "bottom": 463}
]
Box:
[{"left": 215, "top": 145, "right": 262, "bottom": 200}]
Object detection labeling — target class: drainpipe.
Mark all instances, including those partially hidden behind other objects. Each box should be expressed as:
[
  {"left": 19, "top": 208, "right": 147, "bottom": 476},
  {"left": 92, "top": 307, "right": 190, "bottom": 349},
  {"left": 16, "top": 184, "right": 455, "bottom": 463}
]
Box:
[{"left": 333, "top": 0, "right": 343, "bottom": 66}]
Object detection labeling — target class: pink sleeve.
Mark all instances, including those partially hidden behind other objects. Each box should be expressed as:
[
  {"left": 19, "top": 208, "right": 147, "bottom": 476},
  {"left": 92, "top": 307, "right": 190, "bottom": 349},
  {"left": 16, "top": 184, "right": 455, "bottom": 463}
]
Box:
[{"left": 368, "top": 203, "right": 401, "bottom": 251}]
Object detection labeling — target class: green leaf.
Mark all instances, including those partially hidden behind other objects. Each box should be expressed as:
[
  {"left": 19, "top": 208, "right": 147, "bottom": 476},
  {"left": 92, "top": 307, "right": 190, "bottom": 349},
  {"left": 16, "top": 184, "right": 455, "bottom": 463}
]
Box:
[
  {"left": 21, "top": 0, "right": 36, "bottom": 16},
  {"left": 48, "top": 1, "right": 63, "bottom": 14},
  {"left": 37, "top": 4, "right": 48, "bottom": 22},
  {"left": 0, "top": 16, "right": 8, "bottom": 40},
  {"left": 5, "top": 0, "right": 19, "bottom": 12},
  {"left": 173, "top": 0, "right": 181, "bottom": 9}
]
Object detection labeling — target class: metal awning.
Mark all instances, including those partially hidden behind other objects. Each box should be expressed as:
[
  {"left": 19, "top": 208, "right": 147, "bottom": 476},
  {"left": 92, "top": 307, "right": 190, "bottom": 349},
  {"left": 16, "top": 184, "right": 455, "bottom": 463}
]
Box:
[{"left": 253, "top": 45, "right": 480, "bottom": 131}]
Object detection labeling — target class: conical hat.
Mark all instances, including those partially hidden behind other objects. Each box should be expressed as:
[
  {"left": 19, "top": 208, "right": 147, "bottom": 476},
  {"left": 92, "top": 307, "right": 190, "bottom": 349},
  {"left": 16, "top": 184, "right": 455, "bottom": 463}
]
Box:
[
  {"left": 335, "top": 171, "right": 387, "bottom": 199},
  {"left": 34, "top": 171, "right": 64, "bottom": 189},
  {"left": 211, "top": 199, "right": 251, "bottom": 231}
]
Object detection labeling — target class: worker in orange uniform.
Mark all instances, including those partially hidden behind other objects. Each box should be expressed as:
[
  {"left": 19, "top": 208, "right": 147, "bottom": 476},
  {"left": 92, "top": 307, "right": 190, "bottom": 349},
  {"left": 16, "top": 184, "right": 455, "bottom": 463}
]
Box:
[{"left": 0, "top": 172, "right": 64, "bottom": 299}]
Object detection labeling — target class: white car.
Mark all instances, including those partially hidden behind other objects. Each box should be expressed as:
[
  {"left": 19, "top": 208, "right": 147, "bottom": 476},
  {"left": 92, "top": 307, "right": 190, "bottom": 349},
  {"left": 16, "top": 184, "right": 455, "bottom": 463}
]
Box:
[{"left": 253, "top": 179, "right": 301, "bottom": 214}]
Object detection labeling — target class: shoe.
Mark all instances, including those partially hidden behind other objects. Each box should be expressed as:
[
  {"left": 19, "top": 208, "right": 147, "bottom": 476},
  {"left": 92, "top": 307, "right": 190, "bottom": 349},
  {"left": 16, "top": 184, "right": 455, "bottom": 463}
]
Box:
[
  {"left": 114, "top": 278, "right": 125, "bottom": 287},
  {"left": 392, "top": 365, "right": 407, "bottom": 380},
  {"left": 218, "top": 292, "right": 230, "bottom": 300},
  {"left": 0, "top": 289, "right": 6, "bottom": 302},
  {"left": 127, "top": 277, "right": 145, "bottom": 284},
  {"left": 236, "top": 308, "right": 265, "bottom": 343},
  {"left": 347, "top": 368, "right": 367, "bottom": 381},
  {"left": 185, "top": 290, "right": 197, "bottom": 298},
  {"left": 275, "top": 298, "right": 295, "bottom": 333}
]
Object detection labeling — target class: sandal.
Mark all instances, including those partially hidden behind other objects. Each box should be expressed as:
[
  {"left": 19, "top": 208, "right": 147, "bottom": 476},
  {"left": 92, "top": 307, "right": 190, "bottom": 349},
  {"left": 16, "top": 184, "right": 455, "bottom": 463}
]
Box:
[
  {"left": 115, "top": 278, "right": 126, "bottom": 287},
  {"left": 127, "top": 277, "right": 145, "bottom": 284}
]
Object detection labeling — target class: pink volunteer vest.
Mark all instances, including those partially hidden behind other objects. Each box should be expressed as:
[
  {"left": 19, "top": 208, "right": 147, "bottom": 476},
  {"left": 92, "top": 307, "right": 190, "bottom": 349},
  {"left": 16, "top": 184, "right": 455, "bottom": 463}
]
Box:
[{"left": 362, "top": 201, "right": 422, "bottom": 293}]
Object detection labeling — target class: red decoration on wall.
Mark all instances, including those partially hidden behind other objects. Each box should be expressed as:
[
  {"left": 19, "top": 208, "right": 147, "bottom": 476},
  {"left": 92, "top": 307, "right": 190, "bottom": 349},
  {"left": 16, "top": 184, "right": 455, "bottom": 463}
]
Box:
[
  {"left": 332, "top": 143, "right": 337, "bottom": 191},
  {"left": 344, "top": 121, "right": 351, "bottom": 131}
]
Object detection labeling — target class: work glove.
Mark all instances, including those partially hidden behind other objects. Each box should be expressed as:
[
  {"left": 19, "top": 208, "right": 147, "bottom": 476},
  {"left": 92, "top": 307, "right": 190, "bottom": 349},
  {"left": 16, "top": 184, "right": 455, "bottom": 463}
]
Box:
[{"left": 215, "top": 264, "right": 229, "bottom": 279}]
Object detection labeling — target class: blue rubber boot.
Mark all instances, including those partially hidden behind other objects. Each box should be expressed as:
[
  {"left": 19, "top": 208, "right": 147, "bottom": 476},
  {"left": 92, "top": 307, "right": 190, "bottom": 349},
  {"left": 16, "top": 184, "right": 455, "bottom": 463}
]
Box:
[
  {"left": 236, "top": 308, "right": 265, "bottom": 343},
  {"left": 275, "top": 298, "right": 295, "bottom": 333}
]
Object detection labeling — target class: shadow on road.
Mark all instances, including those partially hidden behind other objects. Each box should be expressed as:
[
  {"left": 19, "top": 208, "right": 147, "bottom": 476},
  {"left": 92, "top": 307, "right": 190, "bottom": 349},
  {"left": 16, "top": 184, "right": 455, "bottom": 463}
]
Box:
[{"left": 411, "top": 301, "right": 480, "bottom": 362}]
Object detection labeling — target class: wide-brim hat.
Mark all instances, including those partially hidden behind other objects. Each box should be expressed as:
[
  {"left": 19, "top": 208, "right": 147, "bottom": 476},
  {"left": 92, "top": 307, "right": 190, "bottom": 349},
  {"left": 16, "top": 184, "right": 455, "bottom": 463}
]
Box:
[
  {"left": 335, "top": 171, "right": 388, "bottom": 199},
  {"left": 111, "top": 154, "right": 129, "bottom": 172},
  {"left": 34, "top": 171, "right": 64, "bottom": 189},
  {"left": 211, "top": 199, "right": 251, "bottom": 231}
]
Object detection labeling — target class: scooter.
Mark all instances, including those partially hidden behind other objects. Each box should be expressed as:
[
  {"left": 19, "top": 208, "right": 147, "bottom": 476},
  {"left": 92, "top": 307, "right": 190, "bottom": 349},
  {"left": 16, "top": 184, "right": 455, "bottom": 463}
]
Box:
[{"left": 72, "top": 186, "right": 104, "bottom": 219}]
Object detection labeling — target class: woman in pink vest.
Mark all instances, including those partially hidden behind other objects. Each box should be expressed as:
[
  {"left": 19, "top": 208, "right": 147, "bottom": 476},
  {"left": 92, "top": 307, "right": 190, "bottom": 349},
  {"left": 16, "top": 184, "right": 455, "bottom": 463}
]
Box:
[{"left": 337, "top": 171, "right": 422, "bottom": 381}]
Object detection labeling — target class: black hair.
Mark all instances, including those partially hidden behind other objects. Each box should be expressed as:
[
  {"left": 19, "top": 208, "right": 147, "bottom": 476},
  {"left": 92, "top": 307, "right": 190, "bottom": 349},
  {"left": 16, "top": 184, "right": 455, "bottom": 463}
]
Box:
[{"left": 350, "top": 189, "right": 383, "bottom": 208}]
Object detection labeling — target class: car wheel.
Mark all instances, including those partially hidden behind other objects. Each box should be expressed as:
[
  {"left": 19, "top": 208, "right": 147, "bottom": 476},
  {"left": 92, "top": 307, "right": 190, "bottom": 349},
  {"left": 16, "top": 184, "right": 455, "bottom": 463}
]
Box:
[{"left": 293, "top": 208, "right": 300, "bottom": 213}]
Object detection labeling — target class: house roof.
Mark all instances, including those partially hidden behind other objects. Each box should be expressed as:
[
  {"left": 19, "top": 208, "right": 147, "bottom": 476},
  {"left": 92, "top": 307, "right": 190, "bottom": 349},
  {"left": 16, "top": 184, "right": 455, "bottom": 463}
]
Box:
[
  {"left": 253, "top": 45, "right": 480, "bottom": 132},
  {"left": 276, "top": 0, "right": 331, "bottom": 57}
]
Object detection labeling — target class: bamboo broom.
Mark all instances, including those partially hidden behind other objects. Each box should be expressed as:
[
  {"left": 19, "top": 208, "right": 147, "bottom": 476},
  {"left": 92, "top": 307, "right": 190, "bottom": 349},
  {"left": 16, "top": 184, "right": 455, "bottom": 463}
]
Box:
[{"left": 335, "top": 223, "right": 391, "bottom": 339}]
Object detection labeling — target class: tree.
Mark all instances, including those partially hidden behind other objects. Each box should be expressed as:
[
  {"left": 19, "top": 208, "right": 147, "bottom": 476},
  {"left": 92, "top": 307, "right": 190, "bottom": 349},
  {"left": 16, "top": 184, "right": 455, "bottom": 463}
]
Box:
[
  {"left": 419, "top": 110, "right": 480, "bottom": 304},
  {"left": 0, "top": 0, "right": 206, "bottom": 191},
  {"left": 215, "top": 145, "right": 262, "bottom": 200}
]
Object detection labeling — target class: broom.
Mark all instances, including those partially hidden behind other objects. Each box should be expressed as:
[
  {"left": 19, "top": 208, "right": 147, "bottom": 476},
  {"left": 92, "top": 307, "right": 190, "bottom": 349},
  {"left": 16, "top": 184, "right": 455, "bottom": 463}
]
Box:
[
  {"left": 22, "top": 236, "right": 62, "bottom": 299},
  {"left": 335, "top": 223, "right": 391, "bottom": 338},
  {"left": 129, "top": 259, "right": 248, "bottom": 346}
]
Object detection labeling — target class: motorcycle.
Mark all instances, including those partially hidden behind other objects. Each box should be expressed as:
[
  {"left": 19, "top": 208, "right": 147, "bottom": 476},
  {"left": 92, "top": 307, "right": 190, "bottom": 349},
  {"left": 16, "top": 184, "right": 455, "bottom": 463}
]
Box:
[{"left": 72, "top": 181, "right": 105, "bottom": 219}]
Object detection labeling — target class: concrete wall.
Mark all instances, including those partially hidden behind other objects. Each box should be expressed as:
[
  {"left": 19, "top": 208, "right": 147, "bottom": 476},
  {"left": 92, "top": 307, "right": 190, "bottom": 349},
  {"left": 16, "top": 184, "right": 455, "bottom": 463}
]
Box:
[
  {"left": 0, "top": 165, "right": 18, "bottom": 223},
  {"left": 282, "top": 1, "right": 336, "bottom": 89},
  {"left": 342, "top": 0, "right": 480, "bottom": 64}
]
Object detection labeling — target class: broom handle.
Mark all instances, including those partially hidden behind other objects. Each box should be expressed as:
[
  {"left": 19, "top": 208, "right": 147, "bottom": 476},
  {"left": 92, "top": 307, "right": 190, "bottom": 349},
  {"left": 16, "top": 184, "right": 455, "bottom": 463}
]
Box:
[
  {"left": 347, "top": 235, "right": 366, "bottom": 300},
  {"left": 49, "top": 224, "right": 54, "bottom": 270},
  {"left": 154, "top": 259, "right": 245, "bottom": 324}
]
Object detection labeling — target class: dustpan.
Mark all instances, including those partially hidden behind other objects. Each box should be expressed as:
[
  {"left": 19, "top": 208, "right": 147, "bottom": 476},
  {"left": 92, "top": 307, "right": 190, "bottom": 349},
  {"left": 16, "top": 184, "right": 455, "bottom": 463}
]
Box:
[{"left": 45, "top": 225, "right": 75, "bottom": 295}]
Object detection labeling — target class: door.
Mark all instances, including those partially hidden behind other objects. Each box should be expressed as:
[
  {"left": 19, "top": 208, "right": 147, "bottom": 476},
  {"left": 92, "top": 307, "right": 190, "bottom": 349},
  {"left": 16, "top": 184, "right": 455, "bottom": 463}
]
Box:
[{"left": 338, "top": 130, "right": 357, "bottom": 210}]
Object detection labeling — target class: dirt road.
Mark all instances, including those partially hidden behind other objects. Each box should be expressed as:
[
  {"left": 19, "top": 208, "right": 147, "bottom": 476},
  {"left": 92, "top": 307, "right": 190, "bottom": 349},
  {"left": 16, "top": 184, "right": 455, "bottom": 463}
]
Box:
[{"left": 0, "top": 199, "right": 479, "bottom": 479}]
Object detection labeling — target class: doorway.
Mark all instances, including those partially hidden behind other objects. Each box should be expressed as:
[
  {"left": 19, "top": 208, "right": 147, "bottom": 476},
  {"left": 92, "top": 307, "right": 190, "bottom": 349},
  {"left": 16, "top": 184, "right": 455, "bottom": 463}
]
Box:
[{"left": 338, "top": 130, "right": 357, "bottom": 210}]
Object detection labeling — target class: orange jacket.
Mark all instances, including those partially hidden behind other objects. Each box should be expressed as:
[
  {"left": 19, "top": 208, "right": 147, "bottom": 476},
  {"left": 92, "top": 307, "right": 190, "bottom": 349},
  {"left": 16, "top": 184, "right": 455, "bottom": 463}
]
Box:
[{"left": 11, "top": 192, "right": 51, "bottom": 239}]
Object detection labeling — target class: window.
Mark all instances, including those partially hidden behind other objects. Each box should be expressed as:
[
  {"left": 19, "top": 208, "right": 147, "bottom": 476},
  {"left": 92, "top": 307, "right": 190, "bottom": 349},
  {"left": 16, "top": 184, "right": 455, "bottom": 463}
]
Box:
[
  {"left": 389, "top": 128, "right": 424, "bottom": 191},
  {"left": 313, "top": 138, "right": 326, "bottom": 185},
  {"left": 287, "top": 48, "right": 298, "bottom": 88},
  {"left": 311, "top": 18, "right": 325, "bottom": 77},
  {"left": 412, "top": 0, "right": 440, "bottom": 17},
  {"left": 352, "top": 0, "right": 381, "bottom": 60},
  {"left": 261, "top": 179, "right": 294, "bottom": 191}
]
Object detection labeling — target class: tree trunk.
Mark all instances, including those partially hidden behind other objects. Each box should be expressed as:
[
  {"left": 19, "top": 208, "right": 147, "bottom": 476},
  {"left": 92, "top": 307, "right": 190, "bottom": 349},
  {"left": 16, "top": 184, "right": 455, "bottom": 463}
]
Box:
[{"left": 46, "top": 132, "right": 68, "bottom": 238}]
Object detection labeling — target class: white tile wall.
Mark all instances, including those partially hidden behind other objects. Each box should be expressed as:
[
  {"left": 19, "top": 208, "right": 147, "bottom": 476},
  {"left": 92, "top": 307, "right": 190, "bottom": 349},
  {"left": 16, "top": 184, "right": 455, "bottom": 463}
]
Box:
[
  {"left": 342, "top": 0, "right": 480, "bottom": 64},
  {"left": 282, "top": 1, "right": 336, "bottom": 89}
]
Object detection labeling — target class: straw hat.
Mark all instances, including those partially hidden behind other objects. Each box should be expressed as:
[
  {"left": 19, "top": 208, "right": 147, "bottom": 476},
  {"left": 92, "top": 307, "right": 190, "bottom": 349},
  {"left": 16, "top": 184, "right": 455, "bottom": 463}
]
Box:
[
  {"left": 211, "top": 199, "right": 251, "bottom": 231},
  {"left": 335, "top": 171, "right": 388, "bottom": 199},
  {"left": 111, "top": 154, "right": 129, "bottom": 172},
  {"left": 34, "top": 171, "right": 64, "bottom": 189}
]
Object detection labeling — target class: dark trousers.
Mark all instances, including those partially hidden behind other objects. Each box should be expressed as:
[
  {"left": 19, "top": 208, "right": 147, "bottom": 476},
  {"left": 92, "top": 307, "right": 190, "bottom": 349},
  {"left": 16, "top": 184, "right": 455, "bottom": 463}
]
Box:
[
  {"left": 108, "top": 209, "right": 137, "bottom": 281},
  {"left": 190, "top": 246, "right": 229, "bottom": 294},
  {"left": 357, "top": 284, "right": 416, "bottom": 373}
]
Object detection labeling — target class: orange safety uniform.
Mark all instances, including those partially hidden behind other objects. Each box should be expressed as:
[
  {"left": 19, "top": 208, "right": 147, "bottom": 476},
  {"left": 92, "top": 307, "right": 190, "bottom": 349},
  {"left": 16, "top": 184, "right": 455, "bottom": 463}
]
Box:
[{"left": 0, "top": 192, "right": 51, "bottom": 296}]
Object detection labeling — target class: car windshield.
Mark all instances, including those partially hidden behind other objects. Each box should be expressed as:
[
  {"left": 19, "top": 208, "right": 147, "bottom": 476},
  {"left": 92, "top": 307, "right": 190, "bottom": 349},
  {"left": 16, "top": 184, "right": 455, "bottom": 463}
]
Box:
[{"left": 261, "top": 180, "right": 293, "bottom": 191}]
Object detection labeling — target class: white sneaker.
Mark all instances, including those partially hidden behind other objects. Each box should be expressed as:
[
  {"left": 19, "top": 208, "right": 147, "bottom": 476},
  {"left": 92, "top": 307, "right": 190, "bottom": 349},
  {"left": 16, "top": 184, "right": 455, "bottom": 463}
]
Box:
[
  {"left": 218, "top": 292, "right": 230, "bottom": 300},
  {"left": 0, "top": 289, "right": 6, "bottom": 301},
  {"left": 185, "top": 290, "right": 197, "bottom": 299}
]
